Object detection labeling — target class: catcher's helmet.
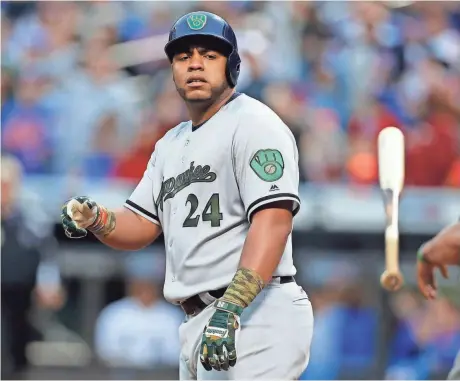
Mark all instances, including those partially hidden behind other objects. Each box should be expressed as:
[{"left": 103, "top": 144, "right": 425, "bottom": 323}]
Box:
[{"left": 164, "top": 11, "right": 241, "bottom": 88}]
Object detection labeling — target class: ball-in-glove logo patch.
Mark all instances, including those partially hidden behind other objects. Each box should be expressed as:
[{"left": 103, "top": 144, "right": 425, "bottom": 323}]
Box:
[{"left": 250, "top": 149, "right": 284, "bottom": 182}]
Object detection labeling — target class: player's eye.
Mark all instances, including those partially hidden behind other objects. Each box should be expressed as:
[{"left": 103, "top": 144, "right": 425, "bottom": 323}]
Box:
[
  {"left": 176, "top": 54, "right": 189, "bottom": 61},
  {"left": 204, "top": 53, "right": 217, "bottom": 60}
]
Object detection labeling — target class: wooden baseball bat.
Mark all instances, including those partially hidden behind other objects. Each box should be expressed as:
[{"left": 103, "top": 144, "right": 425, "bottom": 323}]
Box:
[{"left": 377, "top": 127, "right": 405, "bottom": 292}]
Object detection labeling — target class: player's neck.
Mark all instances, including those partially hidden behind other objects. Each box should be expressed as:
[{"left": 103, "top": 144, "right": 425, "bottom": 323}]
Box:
[{"left": 188, "top": 88, "right": 235, "bottom": 126}]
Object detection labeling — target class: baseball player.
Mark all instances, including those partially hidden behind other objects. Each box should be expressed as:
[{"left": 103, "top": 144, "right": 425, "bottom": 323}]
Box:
[
  {"left": 61, "top": 11, "right": 313, "bottom": 380},
  {"left": 416, "top": 221, "right": 460, "bottom": 380}
]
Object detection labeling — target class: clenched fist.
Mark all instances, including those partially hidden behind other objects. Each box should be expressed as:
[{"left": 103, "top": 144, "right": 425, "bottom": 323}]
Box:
[
  {"left": 61, "top": 196, "right": 98, "bottom": 238},
  {"left": 61, "top": 196, "right": 115, "bottom": 238}
]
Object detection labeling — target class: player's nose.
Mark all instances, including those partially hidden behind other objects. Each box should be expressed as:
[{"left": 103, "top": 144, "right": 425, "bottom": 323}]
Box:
[{"left": 187, "top": 49, "right": 204, "bottom": 70}]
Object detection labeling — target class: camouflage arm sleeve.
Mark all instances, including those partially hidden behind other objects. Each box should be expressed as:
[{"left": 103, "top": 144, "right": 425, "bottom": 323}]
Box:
[{"left": 221, "top": 268, "right": 265, "bottom": 308}]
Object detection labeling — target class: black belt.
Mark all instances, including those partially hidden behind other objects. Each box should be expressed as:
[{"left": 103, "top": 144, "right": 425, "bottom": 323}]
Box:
[{"left": 180, "top": 276, "right": 295, "bottom": 317}]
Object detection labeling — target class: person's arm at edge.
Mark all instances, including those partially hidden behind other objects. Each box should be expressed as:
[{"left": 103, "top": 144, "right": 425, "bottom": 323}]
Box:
[
  {"left": 416, "top": 221, "right": 460, "bottom": 300},
  {"left": 419, "top": 222, "right": 460, "bottom": 266}
]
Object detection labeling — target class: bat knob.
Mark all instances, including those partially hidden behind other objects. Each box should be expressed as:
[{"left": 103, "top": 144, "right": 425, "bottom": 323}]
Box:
[{"left": 380, "top": 270, "right": 404, "bottom": 292}]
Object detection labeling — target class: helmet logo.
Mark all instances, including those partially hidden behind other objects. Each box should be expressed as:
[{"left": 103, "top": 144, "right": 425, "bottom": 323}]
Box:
[{"left": 187, "top": 14, "right": 207, "bottom": 30}]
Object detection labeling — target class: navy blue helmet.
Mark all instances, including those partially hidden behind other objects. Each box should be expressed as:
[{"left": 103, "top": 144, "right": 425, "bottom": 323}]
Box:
[{"left": 164, "top": 11, "right": 241, "bottom": 88}]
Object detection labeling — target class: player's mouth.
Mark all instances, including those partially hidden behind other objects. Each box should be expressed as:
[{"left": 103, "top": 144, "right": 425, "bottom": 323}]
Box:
[{"left": 186, "top": 76, "right": 207, "bottom": 88}]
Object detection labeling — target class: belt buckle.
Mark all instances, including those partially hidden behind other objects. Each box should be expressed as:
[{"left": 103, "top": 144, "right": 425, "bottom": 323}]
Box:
[
  {"left": 180, "top": 300, "right": 198, "bottom": 317},
  {"left": 180, "top": 292, "right": 215, "bottom": 317},
  {"left": 187, "top": 307, "right": 198, "bottom": 317}
]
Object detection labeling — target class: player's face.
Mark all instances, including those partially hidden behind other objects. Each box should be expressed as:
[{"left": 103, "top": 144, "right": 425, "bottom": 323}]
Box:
[{"left": 171, "top": 45, "right": 229, "bottom": 104}]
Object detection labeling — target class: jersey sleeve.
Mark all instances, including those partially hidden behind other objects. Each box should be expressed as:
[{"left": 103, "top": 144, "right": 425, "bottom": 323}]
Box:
[
  {"left": 232, "top": 112, "right": 301, "bottom": 222},
  {"left": 124, "top": 145, "right": 162, "bottom": 226}
]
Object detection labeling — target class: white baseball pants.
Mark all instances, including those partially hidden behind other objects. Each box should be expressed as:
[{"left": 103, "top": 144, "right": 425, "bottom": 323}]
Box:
[{"left": 178, "top": 278, "right": 314, "bottom": 380}]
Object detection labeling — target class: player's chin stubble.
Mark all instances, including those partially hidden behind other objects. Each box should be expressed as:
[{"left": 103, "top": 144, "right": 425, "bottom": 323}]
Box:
[{"left": 174, "top": 78, "right": 228, "bottom": 105}]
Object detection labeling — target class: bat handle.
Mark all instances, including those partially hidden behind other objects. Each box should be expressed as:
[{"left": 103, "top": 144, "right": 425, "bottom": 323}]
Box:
[
  {"left": 381, "top": 230, "right": 404, "bottom": 291},
  {"left": 380, "top": 270, "right": 404, "bottom": 291}
]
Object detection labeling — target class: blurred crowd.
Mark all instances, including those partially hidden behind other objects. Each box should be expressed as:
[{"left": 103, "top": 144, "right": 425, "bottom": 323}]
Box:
[
  {"left": 2, "top": 1, "right": 460, "bottom": 380},
  {"left": 2, "top": 1, "right": 460, "bottom": 186},
  {"left": 301, "top": 274, "right": 460, "bottom": 380}
]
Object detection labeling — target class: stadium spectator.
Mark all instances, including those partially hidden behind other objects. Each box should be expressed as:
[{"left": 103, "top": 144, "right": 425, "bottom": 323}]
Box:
[
  {"left": 94, "top": 252, "right": 182, "bottom": 369},
  {"left": 1, "top": 154, "right": 64, "bottom": 380},
  {"left": 1, "top": 71, "right": 56, "bottom": 174}
]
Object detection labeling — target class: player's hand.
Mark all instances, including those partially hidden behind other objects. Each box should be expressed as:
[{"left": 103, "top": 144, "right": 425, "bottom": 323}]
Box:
[
  {"left": 416, "top": 243, "right": 449, "bottom": 300},
  {"left": 199, "top": 299, "right": 243, "bottom": 372},
  {"left": 61, "top": 196, "right": 98, "bottom": 239}
]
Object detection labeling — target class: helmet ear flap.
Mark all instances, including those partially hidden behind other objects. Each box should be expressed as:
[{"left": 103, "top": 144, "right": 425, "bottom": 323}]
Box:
[{"left": 226, "top": 50, "right": 241, "bottom": 88}]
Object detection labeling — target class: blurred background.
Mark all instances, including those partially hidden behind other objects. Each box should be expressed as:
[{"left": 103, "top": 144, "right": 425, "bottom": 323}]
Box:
[{"left": 1, "top": 1, "right": 460, "bottom": 380}]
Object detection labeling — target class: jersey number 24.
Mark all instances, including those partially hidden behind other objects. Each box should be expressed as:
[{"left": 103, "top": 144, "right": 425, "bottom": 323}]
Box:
[{"left": 183, "top": 193, "right": 223, "bottom": 228}]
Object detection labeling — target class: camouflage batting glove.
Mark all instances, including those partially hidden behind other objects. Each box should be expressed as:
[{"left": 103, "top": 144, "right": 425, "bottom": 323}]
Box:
[
  {"left": 61, "top": 196, "right": 113, "bottom": 239},
  {"left": 200, "top": 299, "right": 243, "bottom": 372}
]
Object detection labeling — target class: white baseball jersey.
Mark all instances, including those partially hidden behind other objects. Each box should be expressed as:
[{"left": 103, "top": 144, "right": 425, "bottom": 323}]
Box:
[{"left": 124, "top": 93, "right": 301, "bottom": 303}]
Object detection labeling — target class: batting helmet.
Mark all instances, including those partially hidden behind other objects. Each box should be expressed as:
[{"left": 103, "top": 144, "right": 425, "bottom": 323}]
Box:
[{"left": 164, "top": 11, "right": 241, "bottom": 88}]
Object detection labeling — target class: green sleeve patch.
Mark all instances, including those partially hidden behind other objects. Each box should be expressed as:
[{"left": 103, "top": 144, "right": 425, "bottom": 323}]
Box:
[{"left": 250, "top": 149, "right": 284, "bottom": 182}]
